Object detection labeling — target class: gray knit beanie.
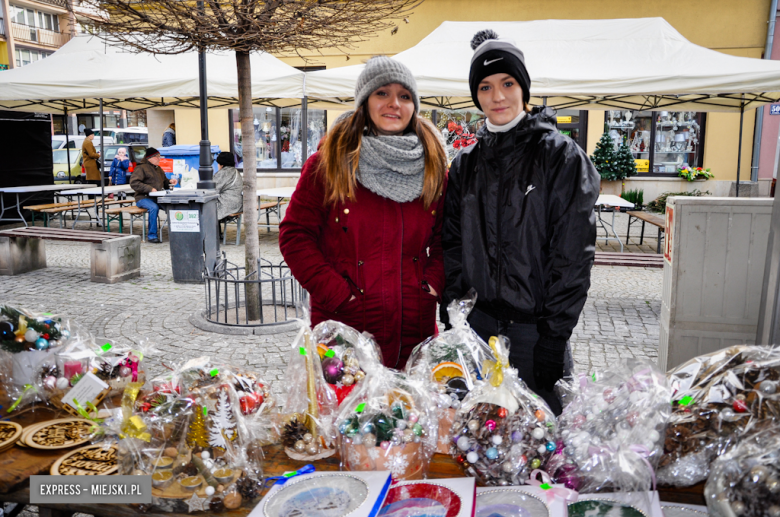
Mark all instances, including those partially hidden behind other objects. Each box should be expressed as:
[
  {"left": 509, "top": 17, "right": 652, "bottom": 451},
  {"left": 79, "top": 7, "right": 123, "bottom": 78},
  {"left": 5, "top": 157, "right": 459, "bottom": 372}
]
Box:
[{"left": 354, "top": 56, "right": 420, "bottom": 113}]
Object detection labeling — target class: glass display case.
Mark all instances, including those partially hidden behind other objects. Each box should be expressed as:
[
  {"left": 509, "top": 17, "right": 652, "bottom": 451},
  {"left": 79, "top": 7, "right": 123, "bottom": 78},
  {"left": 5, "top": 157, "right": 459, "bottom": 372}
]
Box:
[{"left": 605, "top": 110, "right": 705, "bottom": 175}]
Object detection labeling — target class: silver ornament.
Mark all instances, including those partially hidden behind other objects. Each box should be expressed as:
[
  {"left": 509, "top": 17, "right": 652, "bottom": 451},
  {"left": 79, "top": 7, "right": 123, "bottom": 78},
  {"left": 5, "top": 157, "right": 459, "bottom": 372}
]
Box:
[{"left": 731, "top": 501, "right": 746, "bottom": 515}]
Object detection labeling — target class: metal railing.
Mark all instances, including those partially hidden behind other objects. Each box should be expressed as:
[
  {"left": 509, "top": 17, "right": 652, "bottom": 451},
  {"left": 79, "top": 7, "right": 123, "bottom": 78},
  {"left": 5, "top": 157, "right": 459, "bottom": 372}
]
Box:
[
  {"left": 204, "top": 254, "right": 307, "bottom": 327},
  {"left": 11, "top": 22, "right": 69, "bottom": 47}
]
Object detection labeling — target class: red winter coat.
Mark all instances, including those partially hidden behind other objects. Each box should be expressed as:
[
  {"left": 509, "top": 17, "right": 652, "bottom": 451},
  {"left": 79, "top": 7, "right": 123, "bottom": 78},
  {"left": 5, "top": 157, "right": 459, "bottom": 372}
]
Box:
[{"left": 279, "top": 153, "right": 447, "bottom": 369}]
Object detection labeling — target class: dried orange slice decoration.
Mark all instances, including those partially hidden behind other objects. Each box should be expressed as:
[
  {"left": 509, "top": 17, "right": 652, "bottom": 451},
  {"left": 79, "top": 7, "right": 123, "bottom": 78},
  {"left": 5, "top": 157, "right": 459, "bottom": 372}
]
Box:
[
  {"left": 317, "top": 343, "right": 330, "bottom": 359},
  {"left": 432, "top": 361, "right": 465, "bottom": 383}
]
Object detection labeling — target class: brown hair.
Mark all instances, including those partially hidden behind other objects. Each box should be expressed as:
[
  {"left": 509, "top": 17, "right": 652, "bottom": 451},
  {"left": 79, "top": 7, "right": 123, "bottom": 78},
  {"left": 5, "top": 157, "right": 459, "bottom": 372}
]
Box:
[{"left": 318, "top": 105, "right": 447, "bottom": 210}]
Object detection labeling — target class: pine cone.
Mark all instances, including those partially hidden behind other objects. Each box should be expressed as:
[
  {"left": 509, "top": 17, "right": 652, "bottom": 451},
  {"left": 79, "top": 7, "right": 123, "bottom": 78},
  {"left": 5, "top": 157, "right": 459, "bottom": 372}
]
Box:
[
  {"left": 281, "top": 416, "right": 308, "bottom": 448},
  {"left": 236, "top": 475, "right": 260, "bottom": 500}
]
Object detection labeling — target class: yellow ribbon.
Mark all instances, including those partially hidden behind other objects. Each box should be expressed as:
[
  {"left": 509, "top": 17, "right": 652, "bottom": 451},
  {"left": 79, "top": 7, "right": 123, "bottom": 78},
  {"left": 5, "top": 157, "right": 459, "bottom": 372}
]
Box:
[
  {"left": 482, "top": 336, "right": 505, "bottom": 388},
  {"left": 13, "top": 316, "right": 27, "bottom": 338},
  {"left": 119, "top": 382, "right": 151, "bottom": 442},
  {"left": 7, "top": 384, "right": 33, "bottom": 413}
]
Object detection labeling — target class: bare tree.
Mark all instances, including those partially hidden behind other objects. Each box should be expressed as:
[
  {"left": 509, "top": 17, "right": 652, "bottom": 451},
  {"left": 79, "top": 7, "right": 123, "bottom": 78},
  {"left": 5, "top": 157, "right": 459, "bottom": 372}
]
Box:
[{"left": 75, "top": 0, "right": 422, "bottom": 320}]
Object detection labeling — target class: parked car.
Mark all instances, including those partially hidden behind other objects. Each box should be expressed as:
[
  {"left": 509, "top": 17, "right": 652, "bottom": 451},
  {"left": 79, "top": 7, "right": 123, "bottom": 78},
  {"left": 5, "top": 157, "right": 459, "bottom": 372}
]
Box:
[
  {"left": 53, "top": 149, "right": 83, "bottom": 184},
  {"left": 51, "top": 135, "right": 86, "bottom": 150},
  {"left": 92, "top": 127, "right": 148, "bottom": 145},
  {"left": 82, "top": 144, "right": 149, "bottom": 183}
]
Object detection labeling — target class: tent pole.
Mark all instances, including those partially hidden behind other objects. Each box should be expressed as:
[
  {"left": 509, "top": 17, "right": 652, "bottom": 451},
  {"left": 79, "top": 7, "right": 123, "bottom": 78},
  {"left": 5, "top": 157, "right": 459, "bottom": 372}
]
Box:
[
  {"left": 737, "top": 95, "right": 745, "bottom": 198},
  {"left": 751, "top": 0, "right": 779, "bottom": 182},
  {"left": 100, "top": 98, "right": 106, "bottom": 230},
  {"left": 64, "top": 107, "right": 72, "bottom": 184},
  {"left": 301, "top": 97, "right": 308, "bottom": 166},
  {"left": 196, "top": 0, "right": 215, "bottom": 190}
]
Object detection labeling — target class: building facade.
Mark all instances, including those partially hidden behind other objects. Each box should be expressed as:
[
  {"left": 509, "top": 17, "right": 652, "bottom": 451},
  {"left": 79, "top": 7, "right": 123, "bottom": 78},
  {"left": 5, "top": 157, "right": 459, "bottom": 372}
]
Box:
[{"left": 164, "top": 0, "right": 776, "bottom": 196}]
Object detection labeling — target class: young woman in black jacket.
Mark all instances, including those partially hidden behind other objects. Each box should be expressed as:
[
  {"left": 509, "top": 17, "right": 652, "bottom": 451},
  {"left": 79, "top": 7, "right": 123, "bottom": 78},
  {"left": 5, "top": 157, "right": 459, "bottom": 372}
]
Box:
[{"left": 441, "top": 30, "right": 600, "bottom": 414}]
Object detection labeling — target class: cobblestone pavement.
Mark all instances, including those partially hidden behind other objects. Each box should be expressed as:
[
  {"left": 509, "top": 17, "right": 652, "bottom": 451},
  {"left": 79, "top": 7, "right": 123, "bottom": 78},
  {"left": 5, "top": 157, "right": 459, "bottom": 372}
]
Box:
[{"left": 0, "top": 212, "right": 662, "bottom": 381}]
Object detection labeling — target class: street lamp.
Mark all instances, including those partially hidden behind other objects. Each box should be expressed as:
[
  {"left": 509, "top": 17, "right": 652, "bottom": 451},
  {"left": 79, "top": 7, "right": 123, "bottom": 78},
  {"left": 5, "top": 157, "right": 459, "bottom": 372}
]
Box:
[{"left": 196, "top": 0, "right": 215, "bottom": 190}]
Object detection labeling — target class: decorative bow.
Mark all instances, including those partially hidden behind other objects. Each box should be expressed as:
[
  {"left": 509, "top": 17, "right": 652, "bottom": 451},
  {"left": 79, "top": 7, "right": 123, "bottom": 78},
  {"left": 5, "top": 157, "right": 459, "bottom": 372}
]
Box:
[
  {"left": 72, "top": 399, "right": 104, "bottom": 423},
  {"left": 629, "top": 444, "right": 657, "bottom": 491},
  {"left": 529, "top": 469, "right": 578, "bottom": 504},
  {"left": 482, "top": 336, "right": 505, "bottom": 388},
  {"left": 123, "top": 355, "right": 140, "bottom": 382},
  {"left": 264, "top": 464, "right": 316, "bottom": 487}
]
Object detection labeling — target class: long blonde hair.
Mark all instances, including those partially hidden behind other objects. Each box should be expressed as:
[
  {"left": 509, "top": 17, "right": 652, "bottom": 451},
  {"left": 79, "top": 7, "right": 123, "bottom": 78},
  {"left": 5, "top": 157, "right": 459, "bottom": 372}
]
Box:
[{"left": 318, "top": 105, "right": 447, "bottom": 210}]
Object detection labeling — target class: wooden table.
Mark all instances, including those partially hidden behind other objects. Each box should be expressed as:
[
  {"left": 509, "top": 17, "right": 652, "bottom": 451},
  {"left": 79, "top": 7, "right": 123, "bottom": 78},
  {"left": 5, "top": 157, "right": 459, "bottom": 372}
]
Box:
[
  {"left": 0, "top": 437, "right": 706, "bottom": 517},
  {"left": 57, "top": 185, "right": 135, "bottom": 229},
  {"left": 256, "top": 187, "right": 295, "bottom": 231}
]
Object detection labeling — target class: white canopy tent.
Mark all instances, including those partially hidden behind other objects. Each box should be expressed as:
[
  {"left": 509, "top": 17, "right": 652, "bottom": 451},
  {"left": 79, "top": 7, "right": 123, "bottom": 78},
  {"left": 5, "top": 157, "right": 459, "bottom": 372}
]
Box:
[
  {"left": 0, "top": 35, "right": 306, "bottom": 113},
  {"left": 305, "top": 18, "right": 780, "bottom": 113}
]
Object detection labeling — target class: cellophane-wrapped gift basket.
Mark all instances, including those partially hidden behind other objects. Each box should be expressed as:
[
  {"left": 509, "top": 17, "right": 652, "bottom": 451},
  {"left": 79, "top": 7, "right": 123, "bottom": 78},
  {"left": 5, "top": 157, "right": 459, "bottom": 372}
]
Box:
[
  {"left": 406, "top": 290, "right": 496, "bottom": 454},
  {"left": 658, "top": 345, "right": 780, "bottom": 486},
  {"left": 449, "top": 335, "right": 558, "bottom": 486},
  {"left": 312, "top": 319, "right": 382, "bottom": 405}
]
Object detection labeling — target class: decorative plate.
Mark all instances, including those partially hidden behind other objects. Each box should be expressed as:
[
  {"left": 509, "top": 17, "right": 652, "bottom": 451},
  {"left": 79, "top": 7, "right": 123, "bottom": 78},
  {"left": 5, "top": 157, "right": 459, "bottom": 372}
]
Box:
[
  {"left": 51, "top": 443, "right": 118, "bottom": 475},
  {"left": 0, "top": 421, "right": 22, "bottom": 452},
  {"left": 477, "top": 489, "right": 550, "bottom": 517},
  {"left": 25, "top": 418, "right": 94, "bottom": 450},
  {"left": 659, "top": 504, "right": 708, "bottom": 517},
  {"left": 568, "top": 500, "right": 646, "bottom": 517},
  {"left": 263, "top": 473, "right": 370, "bottom": 517},
  {"left": 380, "top": 483, "right": 461, "bottom": 517}
]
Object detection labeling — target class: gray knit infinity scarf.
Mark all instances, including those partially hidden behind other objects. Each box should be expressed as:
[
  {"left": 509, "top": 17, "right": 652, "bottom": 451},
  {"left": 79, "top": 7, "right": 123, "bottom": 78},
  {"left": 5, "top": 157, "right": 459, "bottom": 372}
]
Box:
[{"left": 358, "top": 133, "right": 425, "bottom": 203}]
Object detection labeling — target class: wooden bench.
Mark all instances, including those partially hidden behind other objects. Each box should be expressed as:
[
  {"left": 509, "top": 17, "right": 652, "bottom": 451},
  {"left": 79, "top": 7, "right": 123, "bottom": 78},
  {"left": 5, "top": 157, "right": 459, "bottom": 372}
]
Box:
[
  {"left": 23, "top": 200, "right": 82, "bottom": 226},
  {"left": 41, "top": 199, "right": 135, "bottom": 228},
  {"left": 258, "top": 200, "right": 287, "bottom": 232},
  {"left": 104, "top": 205, "right": 167, "bottom": 242},
  {"left": 626, "top": 210, "right": 666, "bottom": 254},
  {"left": 594, "top": 251, "right": 664, "bottom": 268},
  {"left": 0, "top": 227, "right": 141, "bottom": 283},
  {"left": 220, "top": 212, "right": 243, "bottom": 245}
]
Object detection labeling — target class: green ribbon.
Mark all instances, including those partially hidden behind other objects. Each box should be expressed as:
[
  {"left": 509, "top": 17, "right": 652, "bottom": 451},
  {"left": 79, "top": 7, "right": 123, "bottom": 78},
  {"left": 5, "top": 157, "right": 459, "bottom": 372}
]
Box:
[
  {"left": 209, "top": 368, "right": 219, "bottom": 377},
  {"left": 355, "top": 402, "right": 366, "bottom": 413},
  {"left": 540, "top": 483, "right": 551, "bottom": 490},
  {"left": 7, "top": 384, "right": 33, "bottom": 413},
  {"left": 678, "top": 395, "right": 694, "bottom": 406},
  {"left": 325, "top": 349, "right": 335, "bottom": 358},
  {"left": 72, "top": 398, "right": 104, "bottom": 423},
  {"left": 299, "top": 346, "right": 307, "bottom": 355}
]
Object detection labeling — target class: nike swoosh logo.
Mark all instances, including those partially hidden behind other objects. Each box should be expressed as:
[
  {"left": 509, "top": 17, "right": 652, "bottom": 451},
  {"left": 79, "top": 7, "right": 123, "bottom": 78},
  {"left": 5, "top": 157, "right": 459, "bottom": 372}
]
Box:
[
  {"left": 484, "top": 57, "right": 504, "bottom": 66},
  {"left": 526, "top": 185, "right": 536, "bottom": 195}
]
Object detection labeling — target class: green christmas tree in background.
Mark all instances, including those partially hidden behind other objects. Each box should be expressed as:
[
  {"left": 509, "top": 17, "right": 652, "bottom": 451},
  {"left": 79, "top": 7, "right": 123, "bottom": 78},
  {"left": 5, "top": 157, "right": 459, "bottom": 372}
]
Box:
[
  {"left": 614, "top": 142, "right": 638, "bottom": 180},
  {"left": 590, "top": 132, "right": 620, "bottom": 181}
]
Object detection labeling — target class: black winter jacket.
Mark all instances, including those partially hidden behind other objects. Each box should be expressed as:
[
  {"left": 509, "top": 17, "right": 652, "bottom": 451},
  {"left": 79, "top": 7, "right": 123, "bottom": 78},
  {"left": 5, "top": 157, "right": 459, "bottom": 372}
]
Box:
[{"left": 441, "top": 107, "right": 600, "bottom": 352}]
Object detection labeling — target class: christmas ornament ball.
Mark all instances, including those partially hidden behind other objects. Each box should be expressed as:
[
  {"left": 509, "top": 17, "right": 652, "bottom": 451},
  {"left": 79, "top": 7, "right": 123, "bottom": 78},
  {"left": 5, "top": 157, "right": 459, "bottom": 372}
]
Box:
[
  {"left": 731, "top": 501, "right": 746, "bottom": 515},
  {"left": 0, "top": 321, "right": 14, "bottom": 340},
  {"left": 342, "top": 373, "right": 355, "bottom": 386},
  {"left": 119, "top": 365, "right": 132, "bottom": 378},
  {"left": 306, "top": 444, "right": 319, "bottom": 455},
  {"left": 769, "top": 506, "right": 780, "bottom": 517},
  {"left": 205, "top": 486, "right": 216, "bottom": 496},
  {"left": 43, "top": 376, "right": 57, "bottom": 390},
  {"left": 56, "top": 377, "right": 69, "bottom": 390},
  {"left": 35, "top": 338, "right": 49, "bottom": 350},
  {"left": 294, "top": 440, "right": 306, "bottom": 453},
  {"left": 24, "top": 329, "right": 39, "bottom": 342},
  {"left": 321, "top": 356, "right": 344, "bottom": 384}
]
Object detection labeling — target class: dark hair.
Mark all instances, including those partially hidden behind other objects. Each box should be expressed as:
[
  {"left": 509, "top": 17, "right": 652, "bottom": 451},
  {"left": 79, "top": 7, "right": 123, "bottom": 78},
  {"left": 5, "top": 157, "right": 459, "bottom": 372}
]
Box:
[
  {"left": 318, "top": 104, "right": 446, "bottom": 210},
  {"left": 216, "top": 152, "right": 235, "bottom": 167}
]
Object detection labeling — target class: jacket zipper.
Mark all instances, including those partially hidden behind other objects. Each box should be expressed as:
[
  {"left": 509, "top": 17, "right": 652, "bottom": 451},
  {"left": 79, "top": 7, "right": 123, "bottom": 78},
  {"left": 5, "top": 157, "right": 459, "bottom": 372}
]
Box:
[{"left": 495, "top": 152, "right": 504, "bottom": 302}]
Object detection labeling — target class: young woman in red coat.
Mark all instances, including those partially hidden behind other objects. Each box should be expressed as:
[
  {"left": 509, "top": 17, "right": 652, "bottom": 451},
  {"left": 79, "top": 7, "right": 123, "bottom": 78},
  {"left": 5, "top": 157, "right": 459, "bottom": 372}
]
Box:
[{"left": 280, "top": 56, "right": 448, "bottom": 369}]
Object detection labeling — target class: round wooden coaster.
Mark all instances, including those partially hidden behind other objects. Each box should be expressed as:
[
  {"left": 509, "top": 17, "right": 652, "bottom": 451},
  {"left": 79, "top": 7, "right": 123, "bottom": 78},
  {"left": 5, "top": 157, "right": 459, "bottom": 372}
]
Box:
[
  {"left": 51, "top": 444, "right": 118, "bottom": 476},
  {"left": 26, "top": 418, "right": 94, "bottom": 450},
  {"left": 21, "top": 418, "right": 94, "bottom": 447},
  {"left": 0, "top": 422, "right": 22, "bottom": 451}
]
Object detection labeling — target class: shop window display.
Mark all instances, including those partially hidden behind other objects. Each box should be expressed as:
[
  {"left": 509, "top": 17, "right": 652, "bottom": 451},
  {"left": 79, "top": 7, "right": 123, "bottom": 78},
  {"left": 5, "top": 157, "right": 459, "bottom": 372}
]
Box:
[
  {"left": 428, "top": 110, "right": 485, "bottom": 163},
  {"left": 606, "top": 110, "right": 705, "bottom": 175}
]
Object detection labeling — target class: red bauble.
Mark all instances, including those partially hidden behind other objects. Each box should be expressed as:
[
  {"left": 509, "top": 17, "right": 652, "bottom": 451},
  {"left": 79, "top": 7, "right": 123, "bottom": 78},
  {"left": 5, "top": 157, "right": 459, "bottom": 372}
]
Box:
[
  {"left": 456, "top": 455, "right": 465, "bottom": 464},
  {"left": 42, "top": 333, "right": 50, "bottom": 340},
  {"left": 733, "top": 399, "right": 748, "bottom": 413},
  {"left": 252, "top": 391, "right": 264, "bottom": 406},
  {"left": 497, "top": 408, "right": 508, "bottom": 419},
  {"left": 240, "top": 396, "right": 256, "bottom": 415}
]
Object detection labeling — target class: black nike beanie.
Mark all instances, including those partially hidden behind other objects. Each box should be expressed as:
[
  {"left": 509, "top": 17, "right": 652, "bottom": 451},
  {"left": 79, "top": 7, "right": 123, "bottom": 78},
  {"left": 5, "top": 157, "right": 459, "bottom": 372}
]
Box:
[{"left": 469, "top": 29, "right": 531, "bottom": 111}]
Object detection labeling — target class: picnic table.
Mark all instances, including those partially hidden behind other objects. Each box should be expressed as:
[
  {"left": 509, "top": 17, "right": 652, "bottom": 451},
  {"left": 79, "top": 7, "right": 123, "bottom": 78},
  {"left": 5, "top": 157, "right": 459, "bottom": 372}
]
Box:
[
  {"left": 626, "top": 210, "right": 666, "bottom": 254},
  {"left": 0, "top": 184, "right": 83, "bottom": 226},
  {"left": 56, "top": 185, "right": 136, "bottom": 229},
  {"left": 595, "top": 194, "right": 635, "bottom": 253},
  {"left": 256, "top": 187, "right": 295, "bottom": 230}
]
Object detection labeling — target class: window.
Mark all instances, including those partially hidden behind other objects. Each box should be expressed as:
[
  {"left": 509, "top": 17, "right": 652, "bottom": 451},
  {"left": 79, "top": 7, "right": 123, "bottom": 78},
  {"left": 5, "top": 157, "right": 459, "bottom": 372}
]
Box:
[
  {"left": 422, "top": 109, "right": 484, "bottom": 163},
  {"left": 126, "top": 110, "right": 147, "bottom": 128},
  {"left": 232, "top": 107, "right": 327, "bottom": 171},
  {"left": 605, "top": 110, "right": 706, "bottom": 175},
  {"left": 556, "top": 109, "right": 588, "bottom": 150},
  {"left": 10, "top": 5, "right": 59, "bottom": 31}
]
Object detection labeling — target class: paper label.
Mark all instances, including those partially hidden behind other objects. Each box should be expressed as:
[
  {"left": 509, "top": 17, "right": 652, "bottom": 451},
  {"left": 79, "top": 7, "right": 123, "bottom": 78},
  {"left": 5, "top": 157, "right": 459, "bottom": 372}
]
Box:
[
  {"left": 169, "top": 210, "right": 200, "bottom": 232},
  {"left": 64, "top": 372, "right": 109, "bottom": 411}
]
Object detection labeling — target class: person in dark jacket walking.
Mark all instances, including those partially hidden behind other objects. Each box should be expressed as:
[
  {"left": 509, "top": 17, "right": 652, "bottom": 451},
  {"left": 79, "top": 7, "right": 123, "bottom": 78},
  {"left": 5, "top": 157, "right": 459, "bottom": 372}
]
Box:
[
  {"left": 441, "top": 30, "right": 599, "bottom": 414},
  {"left": 130, "top": 147, "right": 177, "bottom": 243},
  {"left": 162, "top": 123, "right": 176, "bottom": 147},
  {"left": 280, "top": 56, "right": 448, "bottom": 369}
]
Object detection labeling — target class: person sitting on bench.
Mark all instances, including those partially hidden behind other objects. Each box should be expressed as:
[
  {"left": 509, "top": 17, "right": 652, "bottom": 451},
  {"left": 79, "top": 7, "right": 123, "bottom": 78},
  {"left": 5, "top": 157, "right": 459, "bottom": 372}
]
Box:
[
  {"left": 214, "top": 152, "right": 244, "bottom": 239},
  {"left": 129, "top": 147, "right": 177, "bottom": 243}
]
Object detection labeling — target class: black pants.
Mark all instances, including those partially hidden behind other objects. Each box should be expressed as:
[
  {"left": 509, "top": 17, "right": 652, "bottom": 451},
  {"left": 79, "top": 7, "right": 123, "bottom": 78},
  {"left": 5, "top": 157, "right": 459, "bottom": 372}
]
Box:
[{"left": 467, "top": 307, "right": 573, "bottom": 415}]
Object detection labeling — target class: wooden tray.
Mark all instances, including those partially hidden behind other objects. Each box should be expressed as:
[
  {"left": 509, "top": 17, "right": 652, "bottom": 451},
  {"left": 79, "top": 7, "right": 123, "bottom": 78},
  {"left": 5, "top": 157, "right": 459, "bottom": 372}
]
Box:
[
  {"left": 23, "top": 418, "right": 95, "bottom": 450},
  {"left": 152, "top": 469, "right": 242, "bottom": 500},
  {"left": 51, "top": 443, "right": 118, "bottom": 476},
  {"left": 0, "top": 422, "right": 22, "bottom": 454}
]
